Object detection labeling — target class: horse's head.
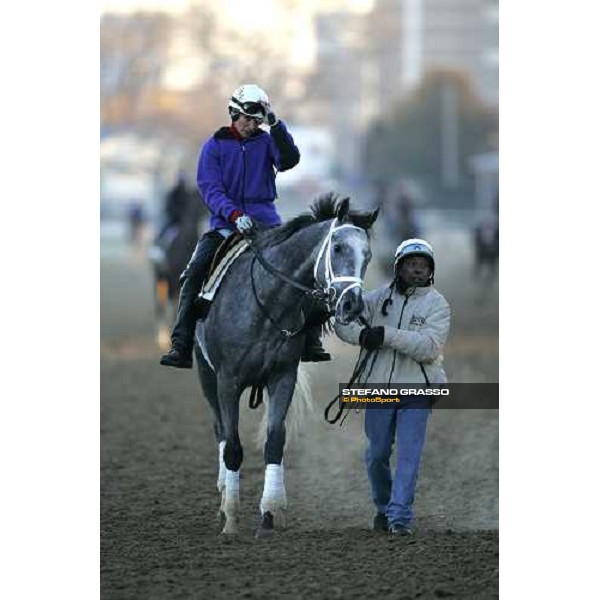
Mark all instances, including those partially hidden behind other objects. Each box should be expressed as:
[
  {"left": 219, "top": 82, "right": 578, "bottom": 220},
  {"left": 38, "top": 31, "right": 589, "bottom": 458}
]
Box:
[{"left": 314, "top": 197, "right": 379, "bottom": 325}]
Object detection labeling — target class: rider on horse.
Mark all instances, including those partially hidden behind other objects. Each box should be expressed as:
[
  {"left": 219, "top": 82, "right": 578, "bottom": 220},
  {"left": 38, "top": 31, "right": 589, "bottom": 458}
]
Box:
[
  {"left": 158, "top": 174, "right": 192, "bottom": 238},
  {"left": 161, "top": 84, "right": 331, "bottom": 369}
]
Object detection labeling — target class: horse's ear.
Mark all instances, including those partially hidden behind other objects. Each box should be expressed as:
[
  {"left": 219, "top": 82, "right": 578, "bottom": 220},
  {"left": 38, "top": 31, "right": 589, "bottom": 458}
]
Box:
[
  {"left": 336, "top": 197, "right": 350, "bottom": 222},
  {"left": 367, "top": 206, "right": 380, "bottom": 228},
  {"left": 348, "top": 206, "right": 379, "bottom": 230}
]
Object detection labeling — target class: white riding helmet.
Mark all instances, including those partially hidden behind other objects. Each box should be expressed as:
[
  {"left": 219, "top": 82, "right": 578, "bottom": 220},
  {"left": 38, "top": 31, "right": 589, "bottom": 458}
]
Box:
[
  {"left": 394, "top": 238, "right": 435, "bottom": 271},
  {"left": 228, "top": 84, "right": 270, "bottom": 120}
]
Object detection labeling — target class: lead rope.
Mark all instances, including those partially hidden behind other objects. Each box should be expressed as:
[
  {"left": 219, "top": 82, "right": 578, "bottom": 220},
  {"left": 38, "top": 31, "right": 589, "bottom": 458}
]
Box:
[
  {"left": 324, "top": 316, "right": 375, "bottom": 425},
  {"left": 324, "top": 348, "right": 374, "bottom": 425}
]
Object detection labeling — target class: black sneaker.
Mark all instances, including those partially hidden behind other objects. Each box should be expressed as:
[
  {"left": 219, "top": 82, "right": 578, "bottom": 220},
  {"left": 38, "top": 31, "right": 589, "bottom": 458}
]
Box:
[
  {"left": 389, "top": 524, "right": 414, "bottom": 536},
  {"left": 160, "top": 347, "right": 193, "bottom": 369},
  {"left": 373, "top": 512, "right": 389, "bottom": 532}
]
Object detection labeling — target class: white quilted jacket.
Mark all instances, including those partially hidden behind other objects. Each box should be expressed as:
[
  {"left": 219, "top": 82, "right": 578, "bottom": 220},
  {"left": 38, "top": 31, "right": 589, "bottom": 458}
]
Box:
[{"left": 334, "top": 284, "right": 451, "bottom": 385}]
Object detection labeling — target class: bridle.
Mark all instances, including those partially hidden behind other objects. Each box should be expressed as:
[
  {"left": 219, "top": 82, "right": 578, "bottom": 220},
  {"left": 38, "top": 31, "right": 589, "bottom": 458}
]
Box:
[
  {"left": 313, "top": 219, "right": 365, "bottom": 315},
  {"left": 246, "top": 218, "right": 366, "bottom": 338}
]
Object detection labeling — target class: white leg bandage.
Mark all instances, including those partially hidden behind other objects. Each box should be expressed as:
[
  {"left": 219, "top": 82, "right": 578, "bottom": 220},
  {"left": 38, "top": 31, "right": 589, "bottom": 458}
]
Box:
[
  {"left": 225, "top": 469, "right": 240, "bottom": 502},
  {"left": 217, "top": 441, "right": 226, "bottom": 491},
  {"left": 260, "top": 463, "right": 287, "bottom": 515},
  {"left": 222, "top": 468, "right": 240, "bottom": 534}
]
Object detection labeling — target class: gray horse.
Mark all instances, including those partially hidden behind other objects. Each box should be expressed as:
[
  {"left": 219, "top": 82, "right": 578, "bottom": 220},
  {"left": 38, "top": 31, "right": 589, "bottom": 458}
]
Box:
[{"left": 194, "top": 194, "right": 378, "bottom": 537}]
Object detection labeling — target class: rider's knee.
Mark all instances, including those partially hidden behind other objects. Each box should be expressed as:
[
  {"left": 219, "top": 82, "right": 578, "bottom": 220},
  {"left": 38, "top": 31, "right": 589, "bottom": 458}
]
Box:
[{"left": 182, "top": 254, "right": 209, "bottom": 283}]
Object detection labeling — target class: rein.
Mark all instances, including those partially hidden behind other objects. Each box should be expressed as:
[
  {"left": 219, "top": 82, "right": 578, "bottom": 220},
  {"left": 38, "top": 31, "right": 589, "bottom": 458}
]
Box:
[
  {"left": 250, "top": 255, "right": 306, "bottom": 338},
  {"left": 246, "top": 237, "right": 322, "bottom": 297}
]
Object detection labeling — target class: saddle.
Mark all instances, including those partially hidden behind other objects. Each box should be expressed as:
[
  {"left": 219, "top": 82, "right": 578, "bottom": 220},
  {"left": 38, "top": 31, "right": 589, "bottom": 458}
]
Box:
[{"left": 196, "top": 232, "right": 249, "bottom": 318}]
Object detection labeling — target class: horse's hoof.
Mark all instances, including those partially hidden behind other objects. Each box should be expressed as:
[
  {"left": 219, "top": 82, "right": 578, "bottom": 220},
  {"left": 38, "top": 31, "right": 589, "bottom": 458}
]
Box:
[
  {"left": 278, "top": 510, "right": 287, "bottom": 529},
  {"left": 255, "top": 527, "right": 274, "bottom": 540},
  {"left": 255, "top": 511, "right": 275, "bottom": 540},
  {"left": 221, "top": 521, "right": 239, "bottom": 535}
]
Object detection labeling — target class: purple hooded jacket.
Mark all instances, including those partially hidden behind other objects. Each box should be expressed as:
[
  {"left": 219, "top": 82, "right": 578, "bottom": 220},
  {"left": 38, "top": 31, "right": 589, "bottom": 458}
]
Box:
[{"left": 196, "top": 121, "right": 300, "bottom": 231}]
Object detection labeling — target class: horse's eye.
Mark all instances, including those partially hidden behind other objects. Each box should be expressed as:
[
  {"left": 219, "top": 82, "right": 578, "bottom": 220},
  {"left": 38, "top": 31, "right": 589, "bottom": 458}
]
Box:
[{"left": 333, "top": 243, "right": 342, "bottom": 253}]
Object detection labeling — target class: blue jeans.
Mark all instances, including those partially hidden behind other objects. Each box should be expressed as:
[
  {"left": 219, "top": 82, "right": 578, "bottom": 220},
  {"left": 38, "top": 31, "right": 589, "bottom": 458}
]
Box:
[{"left": 364, "top": 406, "right": 430, "bottom": 527}]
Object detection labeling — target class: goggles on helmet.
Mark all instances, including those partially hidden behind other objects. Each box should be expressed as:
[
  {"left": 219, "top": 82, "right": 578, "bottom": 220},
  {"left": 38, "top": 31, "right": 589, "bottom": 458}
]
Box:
[{"left": 230, "top": 98, "right": 266, "bottom": 120}]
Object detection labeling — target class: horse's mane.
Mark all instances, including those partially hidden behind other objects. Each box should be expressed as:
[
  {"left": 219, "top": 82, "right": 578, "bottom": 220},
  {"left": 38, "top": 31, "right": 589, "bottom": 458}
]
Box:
[{"left": 255, "top": 192, "right": 373, "bottom": 249}]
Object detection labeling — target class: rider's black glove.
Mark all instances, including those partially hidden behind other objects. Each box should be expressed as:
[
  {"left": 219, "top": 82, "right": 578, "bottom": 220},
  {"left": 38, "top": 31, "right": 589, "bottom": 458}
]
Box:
[
  {"left": 266, "top": 109, "right": 279, "bottom": 127},
  {"left": 359, "top": 326, "right": 385, "bottom": 350}
]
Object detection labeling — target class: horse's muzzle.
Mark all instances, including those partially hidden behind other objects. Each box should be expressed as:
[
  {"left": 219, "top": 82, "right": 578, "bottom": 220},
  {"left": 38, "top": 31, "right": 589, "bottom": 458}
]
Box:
[{"left": 335, "top": 287, "right": 364, "bottom": 325}]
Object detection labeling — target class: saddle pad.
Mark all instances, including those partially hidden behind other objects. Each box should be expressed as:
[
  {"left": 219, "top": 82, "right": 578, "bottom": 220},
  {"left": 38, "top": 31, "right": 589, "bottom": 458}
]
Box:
[
  {"left": 209, "top": 231, "right": 243, "bottom": 278},
  {"left": 198, "top": 238, "right": 249, "bottom": 302}
]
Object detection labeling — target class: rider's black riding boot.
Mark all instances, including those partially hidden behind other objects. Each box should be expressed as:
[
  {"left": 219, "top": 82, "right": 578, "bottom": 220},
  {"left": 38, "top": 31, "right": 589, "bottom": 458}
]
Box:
[
  {"left": 160, "top": 232, "right": 224, "bottom": 369},
  {"left": 159, "top": 274, "right": 199, "bottom": 368},
  {"left": 301, "top": 326, "right": 331, "bottom": 362}
]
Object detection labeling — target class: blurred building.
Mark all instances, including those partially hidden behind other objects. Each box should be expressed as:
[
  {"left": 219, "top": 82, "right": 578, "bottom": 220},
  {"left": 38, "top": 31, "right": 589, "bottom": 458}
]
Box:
[
  {"left": 306, "top": 12, "right": 375, "bottom": 184},
  {"left": 307, "top": 0, "right": 498, "bottom": 182},
  {"left": 366, "top": 0, "right": 498, "bottom": 112}
]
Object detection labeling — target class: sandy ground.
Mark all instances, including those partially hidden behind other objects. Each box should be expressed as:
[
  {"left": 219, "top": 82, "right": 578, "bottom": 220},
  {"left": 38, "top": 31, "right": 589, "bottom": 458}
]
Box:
[{"left": 101, "top": 228, "right": 498, "bottom": 599}]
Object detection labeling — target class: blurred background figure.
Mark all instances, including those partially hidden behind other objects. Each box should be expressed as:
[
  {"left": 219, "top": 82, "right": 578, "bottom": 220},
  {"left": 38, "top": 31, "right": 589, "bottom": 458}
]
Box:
[
  {"left": 127, "top": 200, "right": 146, "bottom": 246},
  {"left": 386, "top": 180, "right": 422, "bottom": 241},
  {"left": 376, "top": 179, "right": 423, "bottom": 273},
  {"left": 149, "top": 172, "right": 203, "bottom": 349},
  {"left": 473, "top": 211, "right": 499, "bottom": 287},
  {"left": 154, "top": 172, "right": 193, "bottom": 247},
  {"left": 397, "top": 187, "right": 422, "bottom": 241}
]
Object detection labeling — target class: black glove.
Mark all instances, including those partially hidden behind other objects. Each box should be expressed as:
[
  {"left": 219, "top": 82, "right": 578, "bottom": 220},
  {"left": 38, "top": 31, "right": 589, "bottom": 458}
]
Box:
[
  {"left": 266, "top": 110, "right": 279, "bottom": 127},
  {"left": 359, "top": 326, "right": 385, "bottom": 350}
]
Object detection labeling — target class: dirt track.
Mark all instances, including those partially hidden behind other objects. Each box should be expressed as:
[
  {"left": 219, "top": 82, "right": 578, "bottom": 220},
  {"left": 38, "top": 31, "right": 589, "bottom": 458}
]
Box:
[{"left": 101, "top": 232, "right": 498, "bottom": 599}]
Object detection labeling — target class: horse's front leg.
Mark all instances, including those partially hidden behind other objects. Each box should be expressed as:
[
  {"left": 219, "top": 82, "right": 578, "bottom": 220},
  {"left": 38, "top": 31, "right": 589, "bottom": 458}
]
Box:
[
  {"left": 218, "top": 374, "right": 243, "bottom": 535},
  {"left": 257, "top": 369, "right": 297, "bottom": 538},
  {"left": 194, "top": 346, "right": 226, "bottom": 519}
]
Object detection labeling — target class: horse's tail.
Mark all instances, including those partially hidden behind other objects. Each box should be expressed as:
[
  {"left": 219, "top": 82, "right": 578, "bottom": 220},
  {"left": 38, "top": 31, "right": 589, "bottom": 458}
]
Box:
[{"left": 254, "top": 365, "right": 315, "bottom": 449}]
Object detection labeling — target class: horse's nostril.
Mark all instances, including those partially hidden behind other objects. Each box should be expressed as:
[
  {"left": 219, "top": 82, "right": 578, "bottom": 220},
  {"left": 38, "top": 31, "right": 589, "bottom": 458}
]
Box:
[{"left": 343, "top": 300, "right": 353, "bottom": 312}]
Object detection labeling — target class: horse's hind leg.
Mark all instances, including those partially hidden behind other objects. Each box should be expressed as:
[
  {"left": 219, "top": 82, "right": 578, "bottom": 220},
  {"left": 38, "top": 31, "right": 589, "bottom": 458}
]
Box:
[{"left": 256, "top": 370, "right": 296, "bottom": 538}]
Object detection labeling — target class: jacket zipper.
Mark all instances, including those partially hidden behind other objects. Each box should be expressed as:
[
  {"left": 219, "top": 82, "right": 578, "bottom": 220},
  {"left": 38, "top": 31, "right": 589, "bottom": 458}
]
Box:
[
  {"left": 241, "top": 143, "right": 247, "bottom": 215},
  {"left": 387, "top": 295, "right": 410, "bottom": 386},
  {"left": 397, "top": 295, "right": 410, "bottom": 328}
]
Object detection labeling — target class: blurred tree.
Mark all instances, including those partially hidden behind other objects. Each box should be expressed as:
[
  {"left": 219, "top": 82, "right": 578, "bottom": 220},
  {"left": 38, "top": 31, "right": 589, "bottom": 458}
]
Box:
[
  {"left": 364, "top": 71, "right": 498, "bottom": 192},
  {"left": 100, "top": 3, "right": 314, "bottom": 173},
  {"left": 101, "top": 12, "right": 174, "bottom": 126},
  {"left": 101, "top": 5, "right": 304, "bottom": 138}
]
